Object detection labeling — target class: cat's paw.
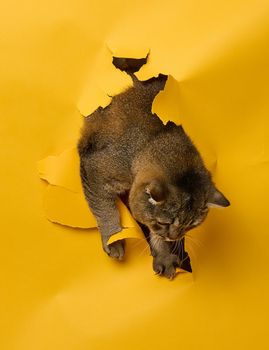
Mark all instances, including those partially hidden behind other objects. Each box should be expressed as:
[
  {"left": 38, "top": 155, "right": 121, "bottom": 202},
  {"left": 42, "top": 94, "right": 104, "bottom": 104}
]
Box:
[
  {"left": 153, "top": 254, "right": 180, "bottom": 280},
  {"left": 104, "top": 240, "right": 125, "bottom": 260}
]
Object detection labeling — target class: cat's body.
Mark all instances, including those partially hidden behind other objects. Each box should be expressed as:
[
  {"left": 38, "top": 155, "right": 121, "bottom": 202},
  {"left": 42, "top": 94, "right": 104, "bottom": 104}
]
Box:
[{"left": 78, "top": 62, "right": 229, "bottom": 279}]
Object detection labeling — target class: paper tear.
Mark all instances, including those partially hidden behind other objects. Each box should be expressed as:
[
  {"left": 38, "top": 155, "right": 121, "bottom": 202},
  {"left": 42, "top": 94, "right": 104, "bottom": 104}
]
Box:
[
  {"left": 38, "top": 47, "right": 216, "bottom": 246},
  {"left": 44, "top": 184, "right": 96, "bottom": 228},
  {"left": 38, "top": 47, "right": 156, "bottom": 243},
  {"left": 44, "top": 182, "right": 144, "bottom": 229},
  {"left": 152, "top": 75, "right": 182, "bottom": 124},
  {"left": 106, "top": 42, "right": 150, "bottom": 60},
  {"left": 38, "top": 145, "right": 144, "bottom": 242},
  {"left": 77, "top": 45, "right": 133, "bottom": 116},
  {"left": 38, "top": 148, "right": 81, "bottom": 193},
  {"left": 107, "top": 227, "right": 144, "bottom": 245},
  {"left": 152, "top": 74, "right": 218, "bottom": 172}
]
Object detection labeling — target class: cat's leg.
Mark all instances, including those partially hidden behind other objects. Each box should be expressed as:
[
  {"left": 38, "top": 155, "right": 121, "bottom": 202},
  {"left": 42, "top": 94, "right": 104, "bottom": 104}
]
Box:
[
  {"left": 91, "top": 194, "right": 125, "bottom": 260},
  {"left": 149, "top": 235, "right": 181, "bottom": 279},
  {"left": 80, "top": 162, "right": 125, "bottom": 260}
]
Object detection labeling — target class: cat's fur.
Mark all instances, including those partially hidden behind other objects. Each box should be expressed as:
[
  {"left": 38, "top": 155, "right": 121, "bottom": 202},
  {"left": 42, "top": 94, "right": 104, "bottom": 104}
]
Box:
[{"left": 78, "top": 58, "right": 230, "bottom": 279}]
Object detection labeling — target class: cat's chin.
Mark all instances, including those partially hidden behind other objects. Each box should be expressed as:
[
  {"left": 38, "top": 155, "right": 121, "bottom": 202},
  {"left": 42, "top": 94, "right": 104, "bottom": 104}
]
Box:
[
  {"left": 152, "top": 234, "right": 179, "bottom": 242},
  {"left": 164, "top": 237, "right": 178, "bottom": 242}
]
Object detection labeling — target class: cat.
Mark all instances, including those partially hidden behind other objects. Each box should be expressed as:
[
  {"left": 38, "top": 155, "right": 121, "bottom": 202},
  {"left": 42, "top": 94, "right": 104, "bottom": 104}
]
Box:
[{"left": 78, "top": 57, "right": 230, "bottom": 279}]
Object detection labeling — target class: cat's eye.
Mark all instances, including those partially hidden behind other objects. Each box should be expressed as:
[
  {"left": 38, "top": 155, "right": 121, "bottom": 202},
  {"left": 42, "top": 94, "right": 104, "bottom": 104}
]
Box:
[
  {"left": 156, "top": 221, "right": 170, "bottom": 226},
  {"left": 191, "top": 219, "right": 199, "bottom": 226}
]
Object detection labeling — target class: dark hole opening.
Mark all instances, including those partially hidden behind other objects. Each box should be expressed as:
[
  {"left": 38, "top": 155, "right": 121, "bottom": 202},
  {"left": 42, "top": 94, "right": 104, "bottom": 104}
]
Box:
[{"left": 113, "top": 56, "right": 148, "bottom": 73}]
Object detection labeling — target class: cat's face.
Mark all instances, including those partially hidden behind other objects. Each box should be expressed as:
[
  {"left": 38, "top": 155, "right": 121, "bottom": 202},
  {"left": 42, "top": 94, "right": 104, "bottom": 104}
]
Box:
[
  {"left": 144, "top": 196, "right": 209, "bottom": 241},
  {"left": 129, "top": 175, "right": 230, "bottom": 241}
]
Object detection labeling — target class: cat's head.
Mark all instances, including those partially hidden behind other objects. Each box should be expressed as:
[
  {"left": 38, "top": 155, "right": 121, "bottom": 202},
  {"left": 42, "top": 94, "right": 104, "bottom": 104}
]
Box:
[{"left": 129, "top": 170, "right": 230, "bottom": 241}]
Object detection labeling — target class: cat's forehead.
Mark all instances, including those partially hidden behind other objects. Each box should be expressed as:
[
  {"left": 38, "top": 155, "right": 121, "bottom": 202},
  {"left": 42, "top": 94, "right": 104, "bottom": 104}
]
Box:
[
  {"left": 174, "top": 169, "right": 211, "bottom": 196},
  {"left": 161, "top": 190, "right": 206, "bottom": 218}
]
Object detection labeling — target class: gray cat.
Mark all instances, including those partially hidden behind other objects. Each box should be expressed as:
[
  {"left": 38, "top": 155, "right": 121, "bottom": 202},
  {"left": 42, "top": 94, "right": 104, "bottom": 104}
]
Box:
[{"left": 78, "top": 57, "right": 230, "bottom": 279}]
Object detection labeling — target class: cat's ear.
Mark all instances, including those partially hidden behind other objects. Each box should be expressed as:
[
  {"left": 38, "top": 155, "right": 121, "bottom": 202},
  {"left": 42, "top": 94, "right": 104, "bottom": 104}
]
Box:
[
  {"left": 146, "top": 180, "right": 167, "bottom": 205},
  {"left": 208, "top": 187, "right": 230, "bottom": 208}
]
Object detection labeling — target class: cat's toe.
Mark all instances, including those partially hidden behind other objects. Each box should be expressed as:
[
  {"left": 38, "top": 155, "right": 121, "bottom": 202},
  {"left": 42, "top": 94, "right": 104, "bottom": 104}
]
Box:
[
  {"left": 106, "top": 240, "right": 125, "bottom": 260},
  {"left": 163, "top": 265, "right": 177, "bottom": 280},
  {"left": 153, "top": 262, "right": 164, "bottom": 276},
  {"left": 153, "top": 254, "right": 179, "bottom": 280}
]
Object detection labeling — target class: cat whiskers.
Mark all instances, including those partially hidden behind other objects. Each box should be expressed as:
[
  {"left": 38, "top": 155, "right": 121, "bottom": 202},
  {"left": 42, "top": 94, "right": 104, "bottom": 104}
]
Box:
[
  {"left": 138, "top": 243, "right": 151, "bottom": 257},
  {"left": 170, "top": 238, "right": 190, "bottom": 268},
  {"left": 184, "top": 234, "right": 206, "bottom": 266},
  {"left": 148, "top": 234, "right": 162, "bottom": 256},
  {"left": 185, "top": 234, "right": 205, "bottom": 249},
  {"left": 171, "top": 240, "right": 180, "bottom": 254},
  {"left": 131, "top": 238, "right": 150, "bottom": 257},
  {"left": 180, "top": 239, "right": 184, "bottom": 260},
  {"left": 137, "top": 233, "right": 160, "bottom": 257},
  {"left": 131, "top": 238, "right": 148, "bottom": 249},
  {"left": 150, "top": 234, "right": 160, "bottom": 250},
  {"left": 185, "top": 244, "right": 197, "bottom": 267}
]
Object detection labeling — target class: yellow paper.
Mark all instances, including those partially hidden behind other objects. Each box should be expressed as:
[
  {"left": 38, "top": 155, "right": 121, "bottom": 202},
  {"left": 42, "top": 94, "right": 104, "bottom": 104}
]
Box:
[
  {"left": 78, "top": 45, "right": 133, "bottom": 116},
  {"left": 1, "top": 0, "right": 269, "bottom": 349},
  {"left": 38, "top": 146, "right": 143, "bottom": 240},
  {"left": 38, "top": 148, "right": 81, "bottom": 192}
]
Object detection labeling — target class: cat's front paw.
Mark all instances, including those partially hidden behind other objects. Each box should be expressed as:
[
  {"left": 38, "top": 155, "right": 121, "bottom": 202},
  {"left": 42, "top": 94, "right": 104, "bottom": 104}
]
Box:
[
  {"left": 103, "top": 240, "right": 125, "bottom": 260},
  {"left": 153, "top": 254, "right": 180, "bottom": 280}
]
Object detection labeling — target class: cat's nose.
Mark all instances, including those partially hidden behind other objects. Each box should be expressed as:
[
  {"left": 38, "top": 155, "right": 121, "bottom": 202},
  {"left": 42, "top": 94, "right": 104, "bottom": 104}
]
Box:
[
  {"left": 168, "top": 231, "right": 179, "bottom": 240},
  {"left": 169, "top": 228, "right": 185, "bottom": 240}
]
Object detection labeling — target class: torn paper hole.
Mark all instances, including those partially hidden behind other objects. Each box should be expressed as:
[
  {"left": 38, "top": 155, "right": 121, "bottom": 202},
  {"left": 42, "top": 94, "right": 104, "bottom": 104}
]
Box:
[
  {"left": 38, "top": 147, "right": 143, "bottom": 232},
  {"left": 38, "top": 148, "right": 81, "bottom": 193},
  {"left": 38, "top": 49, "right": 194, "bottom": 255},
  {"left": 77, "top": 45, "right": 134, "bottom": 117},
  {"left": 38, "top": 50, "right": 158, "bottom": 243}
]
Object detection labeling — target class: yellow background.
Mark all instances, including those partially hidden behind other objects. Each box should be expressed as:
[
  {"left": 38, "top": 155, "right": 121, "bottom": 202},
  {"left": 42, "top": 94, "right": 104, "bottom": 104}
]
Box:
[{"left": 1, "top": 0, "right": 269, "bottom": 349}]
